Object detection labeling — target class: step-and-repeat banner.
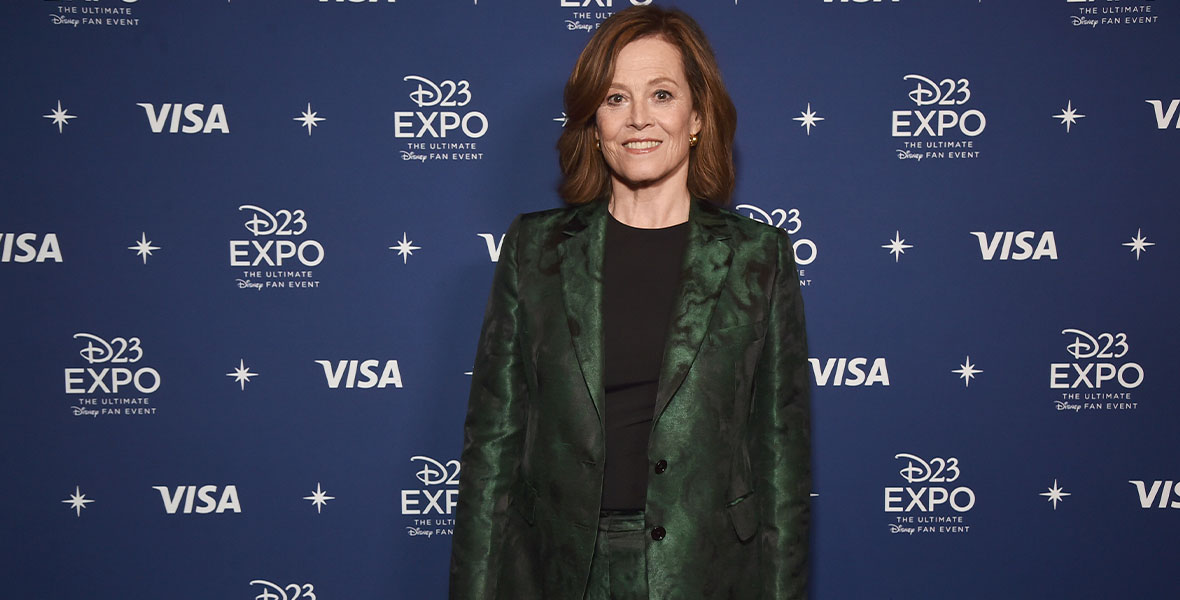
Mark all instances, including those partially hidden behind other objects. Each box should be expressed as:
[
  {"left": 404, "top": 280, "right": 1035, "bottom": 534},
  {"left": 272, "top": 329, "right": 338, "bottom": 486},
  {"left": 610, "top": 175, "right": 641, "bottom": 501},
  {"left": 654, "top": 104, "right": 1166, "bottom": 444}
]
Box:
[{"left": 3, "top": 0, "right": 1177, "bottom": 598}]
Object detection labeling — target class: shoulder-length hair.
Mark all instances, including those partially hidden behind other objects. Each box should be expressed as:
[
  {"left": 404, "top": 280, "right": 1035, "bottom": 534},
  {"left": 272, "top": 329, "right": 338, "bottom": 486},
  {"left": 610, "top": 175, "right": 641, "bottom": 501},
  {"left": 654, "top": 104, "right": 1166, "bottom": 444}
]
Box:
[{"left": 557, "top": 6, "right": 738, "bottom": 206}]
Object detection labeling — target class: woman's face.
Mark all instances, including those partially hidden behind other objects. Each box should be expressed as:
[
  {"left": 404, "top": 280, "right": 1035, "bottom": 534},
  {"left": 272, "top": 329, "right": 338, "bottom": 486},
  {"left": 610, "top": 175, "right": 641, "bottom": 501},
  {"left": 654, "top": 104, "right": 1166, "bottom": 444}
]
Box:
[{"left": 595, "top": 36, "right": 702, "bottom": 192}]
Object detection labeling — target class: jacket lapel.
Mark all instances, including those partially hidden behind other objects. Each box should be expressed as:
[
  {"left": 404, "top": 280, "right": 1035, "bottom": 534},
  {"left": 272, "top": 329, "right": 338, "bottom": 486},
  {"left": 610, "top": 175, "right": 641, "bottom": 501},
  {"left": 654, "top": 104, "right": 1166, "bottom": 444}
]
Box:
[
  {"left": 654, "top": 200, "right": 733, "bottom": 423},
  {"left": 558, "top": 201, "right": 608, "bottom": 426},
  {"left": 557, "top": 199, "right": 733, "bottom": 429}
]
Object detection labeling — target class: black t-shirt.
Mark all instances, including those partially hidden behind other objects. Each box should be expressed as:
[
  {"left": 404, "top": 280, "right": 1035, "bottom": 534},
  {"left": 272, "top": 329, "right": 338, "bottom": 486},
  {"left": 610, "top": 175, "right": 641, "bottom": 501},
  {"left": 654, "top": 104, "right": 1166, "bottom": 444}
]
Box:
[{"left": 601, "top": 210, "right": 690, "bottom": 510}]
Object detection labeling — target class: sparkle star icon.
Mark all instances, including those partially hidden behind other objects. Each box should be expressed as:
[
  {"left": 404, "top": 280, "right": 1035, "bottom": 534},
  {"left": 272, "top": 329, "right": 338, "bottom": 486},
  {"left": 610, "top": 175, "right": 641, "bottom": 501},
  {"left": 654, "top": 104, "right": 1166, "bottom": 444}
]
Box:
[
  {"left": 43, "top": 100, "right": 77, "bottom": 134},
  {"left": 62, "top": 486, "right": 94, "bottom": 517},
  {"left": 882, "top": 231, "right": 913, "bottom": 262},
  {"left": 293, "top": 102, "right": 325, "bottom": 136},
  {"left": 226, "top": 359, "right": 258, "bottom": 391},
  {"left": 554, "top": 112, "right": 568, "bottom": 127},
  {"left": 1053, "top": 100, "right": 1086, "bottom": 133},
  {"left": 1122, "top": 228, "right": 1155, "bottom": 261},
  {"left": 390, "top": 233, "right": 421, "bottom": 264},
  {"left": 792, "top": 103, "right": 824, "bottom": 136},
  {"left": 1040, "top": 479, "right": 1071, "bottom": 510},
  {"left": 952, "top": 356, "right": 982, "bottom": 388},
  {"left": 303, "top": 483, "right": 336, "bottom": 514},
  {"left": 128, "top": 233, "right": 160, "bottom": 264}
]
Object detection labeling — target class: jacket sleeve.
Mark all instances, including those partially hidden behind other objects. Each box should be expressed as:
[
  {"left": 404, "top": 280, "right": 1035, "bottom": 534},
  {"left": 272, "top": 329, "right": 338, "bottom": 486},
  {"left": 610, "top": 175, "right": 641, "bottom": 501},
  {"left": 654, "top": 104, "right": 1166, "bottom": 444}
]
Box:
[
  {"left": 750, "top": 228, "right": 812, "bottom": 599},
  {"left": 449, "top": 216, "right": 527, "bottom": 599}
]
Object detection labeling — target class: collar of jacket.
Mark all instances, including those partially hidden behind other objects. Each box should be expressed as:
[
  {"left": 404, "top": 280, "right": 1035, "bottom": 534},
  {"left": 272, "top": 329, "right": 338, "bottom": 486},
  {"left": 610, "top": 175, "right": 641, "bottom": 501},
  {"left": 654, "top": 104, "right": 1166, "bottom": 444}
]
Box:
[{"left": 556, "top": 197, "right": 735, "bottom": 430}]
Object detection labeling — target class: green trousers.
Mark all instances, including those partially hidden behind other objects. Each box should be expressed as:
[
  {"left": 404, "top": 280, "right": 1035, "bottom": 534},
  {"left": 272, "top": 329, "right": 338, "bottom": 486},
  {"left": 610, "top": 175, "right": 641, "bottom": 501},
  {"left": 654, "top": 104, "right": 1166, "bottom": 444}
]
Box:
[{"left": 584, "top": 510, "right": 650, "bottom": 600}]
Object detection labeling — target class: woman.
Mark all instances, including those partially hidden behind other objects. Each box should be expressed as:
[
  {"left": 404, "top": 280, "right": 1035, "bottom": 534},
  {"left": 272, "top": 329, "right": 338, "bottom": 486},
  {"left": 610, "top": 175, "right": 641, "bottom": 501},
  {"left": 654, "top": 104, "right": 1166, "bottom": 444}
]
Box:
[{"left": 450, "top": 6, "right": 810, "bottom": 599}]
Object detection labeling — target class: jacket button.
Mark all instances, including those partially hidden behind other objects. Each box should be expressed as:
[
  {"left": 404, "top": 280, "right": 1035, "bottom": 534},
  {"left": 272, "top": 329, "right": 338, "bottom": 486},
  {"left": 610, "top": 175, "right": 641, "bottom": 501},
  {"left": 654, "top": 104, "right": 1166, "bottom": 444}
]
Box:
[
  {"left": 654, "top": 459, "right": 668, "bottom": 474},
  {"left": 650, "top": 526, "right": 666, "bottom": 541}
]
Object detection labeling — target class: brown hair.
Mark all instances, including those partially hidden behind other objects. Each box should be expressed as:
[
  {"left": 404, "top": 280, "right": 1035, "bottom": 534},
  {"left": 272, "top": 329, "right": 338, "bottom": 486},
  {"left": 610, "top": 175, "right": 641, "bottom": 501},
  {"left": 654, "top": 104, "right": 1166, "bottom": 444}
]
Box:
[{"left": 557, "top": 6, "right": 738, "bottom": 206}]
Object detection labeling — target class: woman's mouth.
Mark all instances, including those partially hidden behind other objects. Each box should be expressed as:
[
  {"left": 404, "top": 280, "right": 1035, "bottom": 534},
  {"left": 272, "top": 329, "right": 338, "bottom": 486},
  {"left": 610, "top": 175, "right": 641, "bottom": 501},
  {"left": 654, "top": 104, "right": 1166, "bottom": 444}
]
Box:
[{"left": 623, "top": 140, "right": 661, "bottom": 150}]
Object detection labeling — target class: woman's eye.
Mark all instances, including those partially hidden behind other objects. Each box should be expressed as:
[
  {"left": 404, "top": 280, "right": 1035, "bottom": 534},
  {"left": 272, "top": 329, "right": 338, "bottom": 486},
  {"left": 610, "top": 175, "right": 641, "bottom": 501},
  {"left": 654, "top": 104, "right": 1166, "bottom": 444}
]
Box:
[
  {"left": 606, "top": 93, "right": 625, "bottom": 105},
  {"left": 654, "top": 90, "right": 672, "bottom": 101}
]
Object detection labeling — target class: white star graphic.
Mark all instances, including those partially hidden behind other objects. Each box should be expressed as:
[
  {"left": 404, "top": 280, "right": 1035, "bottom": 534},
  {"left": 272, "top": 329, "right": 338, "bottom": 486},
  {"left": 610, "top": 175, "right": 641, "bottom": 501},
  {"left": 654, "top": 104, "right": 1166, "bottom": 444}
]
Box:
[
  {"left": 43, "top": 100, "right": 77, "bottom": 134},
  {"left": 554, "top": 112, "right": 568, "bottom": 127},
  {"left": 390, "top": 233, "right": 421, "bottom": 264},
  {"left": 293, "top": 102, "right": 325, "bottom": 136},
  {"left": 792, "top": 103, "right": 824, "bottom": 136},
  {"left": 62, "top": 486, "right": 94, "bottom": 517},
  {"left": 1122, "top": 228, "right": 1155, "bottom": 260},
  {"left": 226, "top": 359, "right": 258, "bottom": 391},
  {"left": 882, "top": 231, "right": 913, "bottom": 262},
  {"left": 952, "top": 356, "right": 982, "bottom": 388},
  {"left": 303, "top": 483, "right": 336, "bottom": 514},
  {"left": 1040, "top": 479, "right": 1071, "bottom": 510},
  {"left": 128, "top": 233, "right": 160, "bottom": 264},
  {"left": 1053, "top": 100, "right": 1086, "bottom": 133}
]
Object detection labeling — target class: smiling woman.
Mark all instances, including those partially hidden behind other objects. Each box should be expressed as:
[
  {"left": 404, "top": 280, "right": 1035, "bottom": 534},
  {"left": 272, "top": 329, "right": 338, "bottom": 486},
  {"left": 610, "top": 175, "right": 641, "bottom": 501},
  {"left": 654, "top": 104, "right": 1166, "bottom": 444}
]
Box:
[
  {"left": 594, "top": 37, "right": 702, "bottom": 200},
  {"left": 450, "top": 6, "right": 810, "bottom": 600},
  {"left": 557, "top": 7, "right": 737, "bottom": 215}
]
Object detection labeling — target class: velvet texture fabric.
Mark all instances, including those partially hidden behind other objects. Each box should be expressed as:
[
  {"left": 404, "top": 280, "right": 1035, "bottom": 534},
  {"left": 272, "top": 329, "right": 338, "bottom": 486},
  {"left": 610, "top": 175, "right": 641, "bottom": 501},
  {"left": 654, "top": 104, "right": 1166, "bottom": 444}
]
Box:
[{"left": 450, "top": 198, "right": 811, "bottom": 599}]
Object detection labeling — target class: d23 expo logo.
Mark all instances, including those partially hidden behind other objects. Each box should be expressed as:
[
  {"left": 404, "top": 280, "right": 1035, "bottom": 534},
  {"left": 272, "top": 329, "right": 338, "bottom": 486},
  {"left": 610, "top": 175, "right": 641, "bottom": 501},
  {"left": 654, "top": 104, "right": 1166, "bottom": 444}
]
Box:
[
  {"left": 734, "top": 203, "right": 816, "bottom": 287},
  {"left": 249, "top": 580, "right": 316, "bottom": 600},
  {"left": 560, "top": 0, "right": 652, "bottom": 33},
  {"left": 893, "top": 74, "right": 984, "bottom": 162},
  {"left": 1068, "top": 1, "right": 1160, "bottom": 29},
  {"left": 400, "top": 455, "right": 459, "bottom": 538},
  {"left": 47, "top": 1, "right": 146, "bottom": 30},
  {"left": 1051, "top": 328, "right": 1143, "bottom": 412},
  {"left": 230, "top": 205, "right": 323, "bottom": 291},
  {"left": 65, "top": 333, "right": 160, "bottom": 418},
  {"left": 396, "top": 75, "right": 487, "bottom": 163},
  {"left": 885, "top": 453, "right": 974, "bottom": 535}
]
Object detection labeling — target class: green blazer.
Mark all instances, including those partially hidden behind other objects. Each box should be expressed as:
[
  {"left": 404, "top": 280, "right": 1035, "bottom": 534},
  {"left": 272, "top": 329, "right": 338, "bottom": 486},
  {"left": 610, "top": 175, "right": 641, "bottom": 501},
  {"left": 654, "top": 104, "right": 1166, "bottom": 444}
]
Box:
[{"left": 450, "top": 198, "right": 810, "bottom": 599}]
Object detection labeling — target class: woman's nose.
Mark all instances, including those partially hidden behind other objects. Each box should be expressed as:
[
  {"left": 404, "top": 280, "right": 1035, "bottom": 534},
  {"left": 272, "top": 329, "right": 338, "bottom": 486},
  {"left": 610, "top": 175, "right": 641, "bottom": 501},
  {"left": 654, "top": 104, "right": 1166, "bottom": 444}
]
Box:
[{"left": 628, "top": 101, "right": 651, "bottom": 129}]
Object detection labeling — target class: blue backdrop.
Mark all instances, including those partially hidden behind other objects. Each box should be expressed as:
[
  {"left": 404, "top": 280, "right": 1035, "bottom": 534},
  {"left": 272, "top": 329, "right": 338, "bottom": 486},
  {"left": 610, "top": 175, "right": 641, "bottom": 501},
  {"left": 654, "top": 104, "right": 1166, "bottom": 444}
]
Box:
[{"left": 3, "top": 0, "right": 1178, "bottom": 598}]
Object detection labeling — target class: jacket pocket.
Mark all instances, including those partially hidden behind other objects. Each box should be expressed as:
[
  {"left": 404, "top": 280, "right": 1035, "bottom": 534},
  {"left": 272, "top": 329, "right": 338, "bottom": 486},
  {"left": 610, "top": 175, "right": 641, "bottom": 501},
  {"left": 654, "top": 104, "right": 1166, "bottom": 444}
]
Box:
[
  {"left": 511, "top": 478, "right": 539, "bottom": 525},
  {"left": 726, "top": 491, "right": 759, "bottom": 542},
  {"left": 704, "top": 319, "right": 766, "bottom": 350}
]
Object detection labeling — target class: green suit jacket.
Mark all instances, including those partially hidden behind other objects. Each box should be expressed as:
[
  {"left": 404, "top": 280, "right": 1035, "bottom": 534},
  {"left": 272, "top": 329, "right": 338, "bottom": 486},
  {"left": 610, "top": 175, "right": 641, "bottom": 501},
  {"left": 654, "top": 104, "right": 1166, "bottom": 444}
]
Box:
[{"left": 450, "top": 198, "right": 810, "bottom": 599}]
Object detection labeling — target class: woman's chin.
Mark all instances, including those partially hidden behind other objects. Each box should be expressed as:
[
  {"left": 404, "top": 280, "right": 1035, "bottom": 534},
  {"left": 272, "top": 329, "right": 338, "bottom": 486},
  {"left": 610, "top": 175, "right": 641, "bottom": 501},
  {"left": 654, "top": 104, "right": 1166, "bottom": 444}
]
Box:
[{"left": 611, "top": 171, "right": 682, "bottom": 193}]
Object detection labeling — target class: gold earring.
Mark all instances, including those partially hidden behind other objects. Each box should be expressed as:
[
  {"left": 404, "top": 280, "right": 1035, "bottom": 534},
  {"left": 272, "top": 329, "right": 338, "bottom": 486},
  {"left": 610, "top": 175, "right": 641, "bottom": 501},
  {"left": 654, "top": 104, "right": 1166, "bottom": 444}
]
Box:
[
  {"left": 689, "top": 134, "right": 699, "bottom": 147},
  {"left": 595, "top": 140, "right": 600, "bottom": 150}
]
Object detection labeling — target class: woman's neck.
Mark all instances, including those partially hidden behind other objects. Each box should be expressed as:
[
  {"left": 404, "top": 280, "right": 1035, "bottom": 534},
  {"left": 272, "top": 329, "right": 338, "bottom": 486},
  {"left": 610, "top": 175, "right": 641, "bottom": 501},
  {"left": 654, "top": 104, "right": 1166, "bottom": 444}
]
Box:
[{"left": 607, "top": 183, "right": 692, "bottom": 229}]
